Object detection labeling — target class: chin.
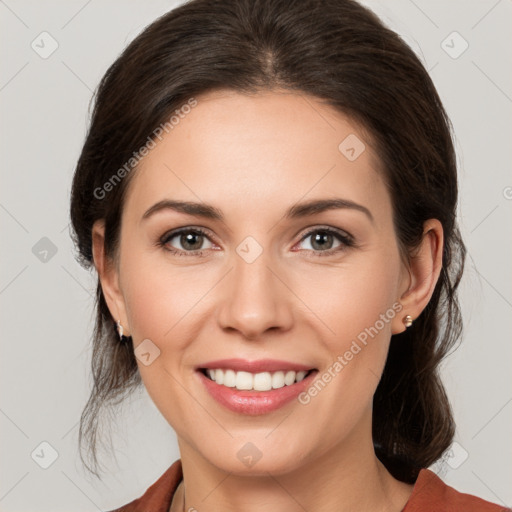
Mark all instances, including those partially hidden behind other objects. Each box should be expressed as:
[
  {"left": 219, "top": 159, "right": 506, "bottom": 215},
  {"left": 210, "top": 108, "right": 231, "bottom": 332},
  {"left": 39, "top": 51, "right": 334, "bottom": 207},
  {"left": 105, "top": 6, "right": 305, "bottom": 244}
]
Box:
[{"left": 197, "top": 436, "right": 313, "bottom": 477}]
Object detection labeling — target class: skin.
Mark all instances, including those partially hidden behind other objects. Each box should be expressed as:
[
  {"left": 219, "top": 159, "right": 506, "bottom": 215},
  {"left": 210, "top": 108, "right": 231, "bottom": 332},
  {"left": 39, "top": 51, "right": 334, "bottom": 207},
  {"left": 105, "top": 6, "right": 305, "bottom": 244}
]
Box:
[{"left": 92, "top": 89, "right": 443, "bottom": 512}]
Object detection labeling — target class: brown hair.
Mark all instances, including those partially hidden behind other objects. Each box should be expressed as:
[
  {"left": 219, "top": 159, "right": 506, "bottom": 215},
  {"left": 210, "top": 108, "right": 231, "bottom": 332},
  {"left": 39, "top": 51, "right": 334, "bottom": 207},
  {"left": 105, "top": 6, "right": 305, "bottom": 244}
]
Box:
[{"left": 70, "top": 0, "right": 466, "bottom": 483}]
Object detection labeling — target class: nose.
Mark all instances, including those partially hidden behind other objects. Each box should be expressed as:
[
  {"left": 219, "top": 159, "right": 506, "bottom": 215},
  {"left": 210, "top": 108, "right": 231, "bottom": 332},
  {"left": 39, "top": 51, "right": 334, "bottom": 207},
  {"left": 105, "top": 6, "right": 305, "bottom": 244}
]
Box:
[{"left": 216, "top": 247, "right": 294, "bottom": 340}]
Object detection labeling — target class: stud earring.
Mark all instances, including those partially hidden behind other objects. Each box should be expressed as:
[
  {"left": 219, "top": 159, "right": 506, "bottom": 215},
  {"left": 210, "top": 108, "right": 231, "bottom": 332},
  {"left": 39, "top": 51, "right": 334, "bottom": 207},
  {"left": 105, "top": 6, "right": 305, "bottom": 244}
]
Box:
[{"left": 403, "top": 315, "right": 413, "bottom": 328}]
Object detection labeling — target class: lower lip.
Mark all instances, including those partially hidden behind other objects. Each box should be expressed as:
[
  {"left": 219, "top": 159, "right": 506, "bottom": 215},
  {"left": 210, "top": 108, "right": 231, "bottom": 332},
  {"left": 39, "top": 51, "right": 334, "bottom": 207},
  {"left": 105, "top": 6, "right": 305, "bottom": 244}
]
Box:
[{"left": 197, "top": 370, "right": 318, "bottom": 415}]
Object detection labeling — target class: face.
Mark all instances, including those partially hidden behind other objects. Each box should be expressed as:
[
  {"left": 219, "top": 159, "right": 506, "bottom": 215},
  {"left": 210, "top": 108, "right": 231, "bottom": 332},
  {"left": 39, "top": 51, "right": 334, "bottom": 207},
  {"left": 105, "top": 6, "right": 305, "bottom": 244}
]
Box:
[{"left": 101, "top": 90, "right": 413, "bottom": 475}]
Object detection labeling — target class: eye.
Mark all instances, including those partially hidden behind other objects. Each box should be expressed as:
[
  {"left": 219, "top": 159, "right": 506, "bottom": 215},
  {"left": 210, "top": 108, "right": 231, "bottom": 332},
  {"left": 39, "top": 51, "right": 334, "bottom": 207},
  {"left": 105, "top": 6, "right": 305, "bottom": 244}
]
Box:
[
  {"left": 158, "top": 227, "right": 214, "bottom": 255},
  {"left": 157, "top": 225, "right": 355, "bottom": 258},
  {"left": 295, "top": 227, "right": 354, "bottom": 256}
]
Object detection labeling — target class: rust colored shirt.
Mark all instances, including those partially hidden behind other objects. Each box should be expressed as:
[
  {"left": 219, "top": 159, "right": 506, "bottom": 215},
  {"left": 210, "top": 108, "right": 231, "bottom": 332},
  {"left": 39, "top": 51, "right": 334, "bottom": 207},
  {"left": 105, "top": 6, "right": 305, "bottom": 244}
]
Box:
[{"left": 108, "top": 459, "right": 508, "bottom": 512}]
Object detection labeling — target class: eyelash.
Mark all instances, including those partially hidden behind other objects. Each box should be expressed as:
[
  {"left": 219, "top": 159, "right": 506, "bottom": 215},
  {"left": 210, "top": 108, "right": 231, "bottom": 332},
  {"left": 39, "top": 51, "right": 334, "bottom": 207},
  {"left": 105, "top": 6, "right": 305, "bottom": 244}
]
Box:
[{"left": 157, "top": 226, "right": 355, "bottom": 258}]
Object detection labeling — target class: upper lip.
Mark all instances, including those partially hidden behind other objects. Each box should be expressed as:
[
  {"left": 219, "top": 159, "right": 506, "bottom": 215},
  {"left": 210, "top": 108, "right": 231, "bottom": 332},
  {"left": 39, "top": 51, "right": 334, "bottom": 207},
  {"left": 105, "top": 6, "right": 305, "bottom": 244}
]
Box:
[{"left": 197, "top": 358, "right": 315, "bottom": 373}]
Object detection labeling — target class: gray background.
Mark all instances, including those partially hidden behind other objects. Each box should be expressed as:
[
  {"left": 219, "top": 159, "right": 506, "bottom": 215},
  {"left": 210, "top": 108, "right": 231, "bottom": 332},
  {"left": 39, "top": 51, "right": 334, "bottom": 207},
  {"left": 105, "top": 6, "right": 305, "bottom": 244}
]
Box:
[{"left": 0, "top": 0, "right": 511, "bottom": 510}]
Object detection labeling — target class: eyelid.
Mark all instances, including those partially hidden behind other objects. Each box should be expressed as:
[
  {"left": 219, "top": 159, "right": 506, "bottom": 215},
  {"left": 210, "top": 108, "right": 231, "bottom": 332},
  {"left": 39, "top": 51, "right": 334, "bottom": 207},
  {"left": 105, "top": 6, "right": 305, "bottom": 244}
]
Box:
[
  {"left": 159, "top": 226, "right": 218, "bottom": 248},
  {"left": 161, "top": 225, "right": 214, "bottom": 237},
  {"left": 295, "top": 224, "right": 354, "bottom": 245}
]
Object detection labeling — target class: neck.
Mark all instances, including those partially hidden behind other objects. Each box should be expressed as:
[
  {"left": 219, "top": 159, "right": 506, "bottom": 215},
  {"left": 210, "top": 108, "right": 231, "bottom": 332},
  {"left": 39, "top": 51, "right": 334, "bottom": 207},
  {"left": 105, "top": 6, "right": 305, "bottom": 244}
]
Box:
[{"left": 175, "top": 417, "right": 413, "bottom": 512}]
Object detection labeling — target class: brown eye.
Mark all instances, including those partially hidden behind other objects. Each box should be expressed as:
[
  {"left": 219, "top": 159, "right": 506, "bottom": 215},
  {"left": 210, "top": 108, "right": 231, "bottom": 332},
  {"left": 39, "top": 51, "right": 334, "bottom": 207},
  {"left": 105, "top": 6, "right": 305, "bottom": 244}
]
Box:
[
  {"left": 296, "top": 227, "right": 354, "bottom": 256},
  {"left": 308, "top": 231, "right": 337, "bottom": 251},
  {"left": 160, "top": 228, "right": 214, "bottom": 254}
]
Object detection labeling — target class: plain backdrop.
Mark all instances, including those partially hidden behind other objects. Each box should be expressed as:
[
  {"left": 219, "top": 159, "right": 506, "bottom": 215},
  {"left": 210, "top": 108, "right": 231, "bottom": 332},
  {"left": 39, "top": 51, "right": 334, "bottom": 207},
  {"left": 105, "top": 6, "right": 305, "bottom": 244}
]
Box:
[{"left": 1, "top": 1, "right": 511, "bottom": 510}]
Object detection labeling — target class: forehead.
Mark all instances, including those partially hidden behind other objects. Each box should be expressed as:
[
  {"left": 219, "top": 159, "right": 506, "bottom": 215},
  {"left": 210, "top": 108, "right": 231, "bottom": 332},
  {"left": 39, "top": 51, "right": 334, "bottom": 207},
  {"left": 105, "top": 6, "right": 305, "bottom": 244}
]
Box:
[{"left": 123, "top": 89, "right": 390, "bottom": 225}]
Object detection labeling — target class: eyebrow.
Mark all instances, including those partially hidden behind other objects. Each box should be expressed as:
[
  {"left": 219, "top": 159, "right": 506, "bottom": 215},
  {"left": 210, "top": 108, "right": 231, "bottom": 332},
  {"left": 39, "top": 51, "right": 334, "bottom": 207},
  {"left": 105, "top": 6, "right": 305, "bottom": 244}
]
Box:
[{"left": 141, "top": 198, "right": 374, "bottom": 224}]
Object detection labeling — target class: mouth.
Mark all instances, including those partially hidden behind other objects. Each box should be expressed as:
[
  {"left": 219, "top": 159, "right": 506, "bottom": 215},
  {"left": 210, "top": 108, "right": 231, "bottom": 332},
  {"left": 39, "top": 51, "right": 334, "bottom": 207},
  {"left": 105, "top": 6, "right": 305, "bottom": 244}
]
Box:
[
  {"left": 195, "top": 359, "right": 318, "bottom": 415},
  {"left": 198, "top": 367, "right": 316, "bottom": 391}
]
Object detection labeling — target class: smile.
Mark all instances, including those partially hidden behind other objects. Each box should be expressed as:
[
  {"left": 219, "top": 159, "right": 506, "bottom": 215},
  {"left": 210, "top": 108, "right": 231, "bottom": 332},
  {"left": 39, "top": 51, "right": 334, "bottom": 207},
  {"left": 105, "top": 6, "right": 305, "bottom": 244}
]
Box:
[
  {"left": 196, "top": 358, "right": 319, "bottom": 415},
  {"left": 201, "top": 368, "right": 313, "bottom": 391}
]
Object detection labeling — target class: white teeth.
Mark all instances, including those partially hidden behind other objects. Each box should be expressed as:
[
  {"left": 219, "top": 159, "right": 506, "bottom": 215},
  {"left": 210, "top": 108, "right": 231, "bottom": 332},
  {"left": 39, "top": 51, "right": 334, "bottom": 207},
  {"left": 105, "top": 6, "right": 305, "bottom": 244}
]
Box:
[
  {"left": 205, "top": 368, "right": 311, "bottom": 391},
  {"left": 296, "top": 370, "right": 307, "bottom": 382},
  {"left": 284, "top": 371, "right": 296, "bottom": 386},
  {"left": 253, "top": 372, "right": 272, "bottom": 391},
  {"left": 223, "top": 369, "right": 236, "bottom": 387},
  {"left": 235, "top": 371, "right": 253, "bottom": 390},
  {"left": 271, "top": 371, "right": 285, "bottom": 389}
]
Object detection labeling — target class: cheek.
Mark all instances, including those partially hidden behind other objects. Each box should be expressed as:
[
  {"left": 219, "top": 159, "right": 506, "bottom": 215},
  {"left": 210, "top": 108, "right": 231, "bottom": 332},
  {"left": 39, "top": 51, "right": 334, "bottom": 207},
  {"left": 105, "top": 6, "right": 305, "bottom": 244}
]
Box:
[
  {"left": 296, "top": 250, "right": 401, "bottom": 415},
  {"left": 118, "top": 252, "right": 208, "bottom": 420},
  {"left": 121, "top": 249, "right": 218, "bottom": 343},
  {"left": 297, "top": 252, "right": 401, "bottom": 347}
]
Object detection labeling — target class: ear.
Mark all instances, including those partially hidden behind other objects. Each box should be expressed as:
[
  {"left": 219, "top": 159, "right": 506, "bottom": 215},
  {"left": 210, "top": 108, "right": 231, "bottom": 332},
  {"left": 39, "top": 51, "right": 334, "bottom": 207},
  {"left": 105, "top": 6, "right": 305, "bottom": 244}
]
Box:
[
  {"left": 392, "top": 219, "right": 444, "bottom": 335},
  {"left": 91, "top": 220, "right": 131, "bottom": 336}
]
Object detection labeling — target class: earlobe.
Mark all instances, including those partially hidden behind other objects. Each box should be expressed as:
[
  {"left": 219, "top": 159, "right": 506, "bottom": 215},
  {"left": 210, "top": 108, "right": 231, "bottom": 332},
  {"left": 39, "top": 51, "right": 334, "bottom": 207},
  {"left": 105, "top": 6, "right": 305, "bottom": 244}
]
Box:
[
  {"left": 393, "top": 219, "right": 444, "bottom": 334},
  {"left": 91, "top": 220, "right": 131, "bottom": 336}
]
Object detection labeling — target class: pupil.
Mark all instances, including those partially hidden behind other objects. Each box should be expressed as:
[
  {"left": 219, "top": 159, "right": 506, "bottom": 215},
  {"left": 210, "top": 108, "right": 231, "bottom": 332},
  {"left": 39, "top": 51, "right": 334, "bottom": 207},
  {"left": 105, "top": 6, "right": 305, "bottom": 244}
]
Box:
[
  {"left": 312, "top": 232, "right": 332, "bottom": 251},
  {"left": 182, "top": 232, "right": 202, "bottom": 250}
]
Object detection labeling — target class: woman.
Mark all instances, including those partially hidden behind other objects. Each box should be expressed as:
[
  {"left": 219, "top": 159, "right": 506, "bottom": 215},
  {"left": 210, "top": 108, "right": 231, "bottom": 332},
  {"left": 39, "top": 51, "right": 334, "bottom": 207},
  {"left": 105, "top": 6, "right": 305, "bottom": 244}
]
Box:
[{"left": 69, "top": 0, "right": 507, "bottom": 510}]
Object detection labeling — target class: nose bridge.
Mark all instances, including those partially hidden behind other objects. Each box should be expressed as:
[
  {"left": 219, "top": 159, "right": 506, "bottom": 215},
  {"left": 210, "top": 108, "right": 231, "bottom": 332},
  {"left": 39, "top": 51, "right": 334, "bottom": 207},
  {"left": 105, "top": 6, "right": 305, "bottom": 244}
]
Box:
[{"left": 216, "top": 237, "right": 292, "bottom": 338}]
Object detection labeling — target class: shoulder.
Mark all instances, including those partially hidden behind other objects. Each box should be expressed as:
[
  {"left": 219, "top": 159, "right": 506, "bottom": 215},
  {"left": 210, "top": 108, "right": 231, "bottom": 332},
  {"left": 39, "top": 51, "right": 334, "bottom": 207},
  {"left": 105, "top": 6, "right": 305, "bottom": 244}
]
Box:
[
  {"left": 403, "top": 468, "right": 509, "bottom": 512},
  {"left": 106, "top": 459, "right": 183, "bottom": 512}
]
